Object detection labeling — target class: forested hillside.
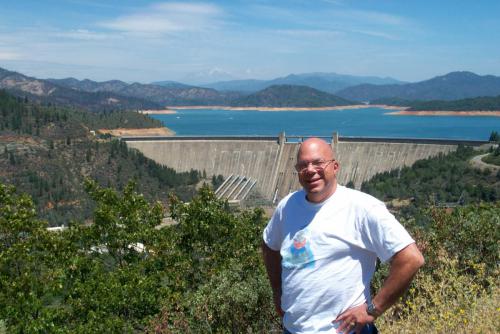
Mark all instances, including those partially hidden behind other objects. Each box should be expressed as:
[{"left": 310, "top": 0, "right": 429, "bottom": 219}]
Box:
[
  {"left": 0, "top": 90, "right": 202, "bottom": 225},
  {"left": 232, "top": 84, "right": 354, "bottom": 107},
  {"left": 361, "top": 145, "right": 500, "bottom": 218},
  {"left": 407, "top": 95, "right": 500, "bottom": 111},
  {"left": 372, "top": 95, "right": 500, "bottom": 111}
]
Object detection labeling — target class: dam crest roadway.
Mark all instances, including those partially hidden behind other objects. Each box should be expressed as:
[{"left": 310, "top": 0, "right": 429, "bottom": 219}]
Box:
[{"left": 123, "top": 133, "right": 489, "bottom": 204}]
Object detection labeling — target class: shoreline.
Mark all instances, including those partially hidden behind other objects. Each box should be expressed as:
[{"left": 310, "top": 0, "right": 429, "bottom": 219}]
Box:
[
  {"left": 164, "top": 104, "right": 406, "bottom": 112},
  {"left": 98, "top": 127, "right": 175, "bottom": 136},
  {"left": 139, "top": 109, "right": 177, "bottom": 115},
  {"left": 139, "top": 105, "right": 500, "bottom": 117},
  {"left": 387, "top": 110, "right": 500, "bottom": 117}
]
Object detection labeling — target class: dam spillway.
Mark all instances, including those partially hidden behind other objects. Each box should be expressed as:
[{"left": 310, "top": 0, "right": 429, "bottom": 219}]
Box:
[{"left": 123, "top": 134, "right": 487, "bottom": 203}]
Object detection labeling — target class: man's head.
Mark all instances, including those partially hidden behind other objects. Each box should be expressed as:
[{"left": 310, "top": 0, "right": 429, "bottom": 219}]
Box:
[{"left": 296, "top": 137, "right": 339, "bottom": 203}]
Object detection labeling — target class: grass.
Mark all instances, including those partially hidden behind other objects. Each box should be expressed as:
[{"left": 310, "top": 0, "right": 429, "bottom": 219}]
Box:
[{"left": 378, "top": 283, "right": 499, "bottom": 333}]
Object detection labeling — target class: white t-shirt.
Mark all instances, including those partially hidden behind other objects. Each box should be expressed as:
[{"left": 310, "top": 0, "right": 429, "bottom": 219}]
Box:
[{"left": 263, "top": 185, "right": 414, "bottom": 333}]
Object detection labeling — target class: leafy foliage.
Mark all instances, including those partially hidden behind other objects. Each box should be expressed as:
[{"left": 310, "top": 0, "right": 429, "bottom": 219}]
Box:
[
  {"left": 0, "top": 182, "right": 277, "bottom": 333},
  {"left": 0, "top": 181, "right": 170, "bottom": 332},
  {"left": 178, "top": 259, "right": 275, "bottom": 333},
  {"left": 2, "top": 179, "right": 498, "bottom": 333},
  {"left": 424, "top": 204, "right": 499, "bottom": 277},
  {"left": 153, "top": 187, "right": 277, "bottom": 333},
  {"left": 0, "top": 183, "right": 65, "bottom": 332},
  {"left": 376, "top": 203, "right": 500, "bottom": 333}
]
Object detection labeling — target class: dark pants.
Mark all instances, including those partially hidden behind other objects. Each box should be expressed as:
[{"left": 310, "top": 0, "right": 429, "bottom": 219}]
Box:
[{"left": 283, "top": 323, "right": 378, "bottom": 334}]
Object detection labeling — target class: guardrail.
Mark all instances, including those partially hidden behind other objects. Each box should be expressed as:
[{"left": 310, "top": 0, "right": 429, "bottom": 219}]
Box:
[
  {"left": 121, "top": 136, "right": 279, "bottom": 142},
  {"left": 121, "top": 135, "right": 489, "bottom": 146},
  {"left": 337, "top": 136, "right": 489, "bottom": 145}
]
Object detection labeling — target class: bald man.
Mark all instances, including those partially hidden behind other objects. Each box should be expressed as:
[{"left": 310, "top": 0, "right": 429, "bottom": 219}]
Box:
[{"left": 262, "top": 138, "right": 424, "bottom": 334}]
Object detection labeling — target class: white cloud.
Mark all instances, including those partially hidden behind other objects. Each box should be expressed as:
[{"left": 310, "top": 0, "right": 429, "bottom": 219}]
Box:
[
  {"left": 275, "top": 29, "right": 342, "bottom": 38},
  {"left": 337, "top": 9, "right": 410, "bottom": 26},
  {"left": 351, "top": 29, "right": 399, "bottom": 41},
  {"left": 0, "top": 50, "right": 21, "bottom": 60},
  {"left": 152, "top": 2, "right": 220, "bottom": 15},
  {"left": 100, "top": 2, "right": 223, "bottom": 34},
  {"left": 233, "top": 4, "right": 413, "bottom": 44},
  {"left": 55, "top": 29, "right": 119, "bottom": 41}
]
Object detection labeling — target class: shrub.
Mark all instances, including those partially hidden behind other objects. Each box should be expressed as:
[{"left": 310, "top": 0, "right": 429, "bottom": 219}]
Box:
[
  {"left": 377, "top": 253, "right": 499, "bottom": 333},
  {"left": 375, "top": 203, "right": 500, "bottom": 333}
]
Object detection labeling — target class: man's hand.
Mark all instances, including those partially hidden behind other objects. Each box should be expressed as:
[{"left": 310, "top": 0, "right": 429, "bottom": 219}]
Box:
[
  {"left": 334, "top": 243, "right": 424, "bottom": 334},
  {"left": 333, "top": 303, "right": 374, "bottom": 334}
]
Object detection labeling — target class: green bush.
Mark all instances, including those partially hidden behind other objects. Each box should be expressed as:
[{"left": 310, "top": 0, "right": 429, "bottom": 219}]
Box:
[
  {"left": 149, "top": 186, "right": 279, "bottom": 333},
  {"left": 1, "top": 178, "right": 498, "bottom": 333},
  {"left": 378, "top": 254, "right": 499, "bottom": 333},
  {"left": 175, "top": 260, "right": 276, "bottom": 333},
  {"left": 376, "top": 203, "right": 500, "bottom": 333}
]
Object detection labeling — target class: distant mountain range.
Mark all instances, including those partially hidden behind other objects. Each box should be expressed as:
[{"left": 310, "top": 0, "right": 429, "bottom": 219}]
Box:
[
  {"left": 146, "top": 80, "right": 193, "bottom": 89},
  {"left": 47, "top": 77, "right": 130, "bottom": 92},
  {"left": 0, "top": 68, "right": 161, "bottom": 111},
  {"left": 0, "top": 67, "right": 238, "bottom": 109},
  {"left": 336, "top": 71, "right": 500, "bottom": 102},
  {"left": 47, "top": 77, "right": 238, "bottom": 106},
  {"left": 196, "top": 72, "right": 404, "bottom": 94},
  {"left": 2, "top": 66, "right": 500, "bottom": 110}
]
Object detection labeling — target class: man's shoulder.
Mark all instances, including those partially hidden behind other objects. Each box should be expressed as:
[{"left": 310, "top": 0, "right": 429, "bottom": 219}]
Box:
[
  {"left": 278, "top": 189, "right": 305, "bottom": 205},
  {"left": 338, "top": 186, "right": 385, "bottom": 208},
  {"left": 276, "top": 189, "right": 305, "bottom": 208}
]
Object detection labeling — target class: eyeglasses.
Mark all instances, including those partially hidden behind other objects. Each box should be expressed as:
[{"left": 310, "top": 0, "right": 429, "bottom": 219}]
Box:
[{"left": 295, "top": 159, "right": 335, "bottom": 173}]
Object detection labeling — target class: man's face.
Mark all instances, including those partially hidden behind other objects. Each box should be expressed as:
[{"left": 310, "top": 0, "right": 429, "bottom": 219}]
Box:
[{"left": 296, "top": 139, "right": 339, "bottom": 203}]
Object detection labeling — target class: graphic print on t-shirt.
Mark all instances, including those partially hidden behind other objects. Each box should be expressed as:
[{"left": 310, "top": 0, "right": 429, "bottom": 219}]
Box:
[{"left": 282, "top": 229, "right": 315, "bottom": 269}]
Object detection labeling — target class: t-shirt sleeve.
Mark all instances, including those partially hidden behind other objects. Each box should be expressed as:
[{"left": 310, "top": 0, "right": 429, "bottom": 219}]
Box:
[
  {"left": 360, "top": 200, "right": 415, "bottom": 263},
  {"left": 263, "top": 206, "right": 283, "bottom": 251}
]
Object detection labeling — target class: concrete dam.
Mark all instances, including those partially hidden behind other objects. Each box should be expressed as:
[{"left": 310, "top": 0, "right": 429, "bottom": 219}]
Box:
[{"left": 123, "top": 134, "right": 487, "bottom": 203}]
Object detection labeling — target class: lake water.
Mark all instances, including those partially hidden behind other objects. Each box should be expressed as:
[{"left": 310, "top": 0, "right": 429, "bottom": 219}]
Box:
[{"left": 150, "top": 107, "right": 500, "bottom": 140}]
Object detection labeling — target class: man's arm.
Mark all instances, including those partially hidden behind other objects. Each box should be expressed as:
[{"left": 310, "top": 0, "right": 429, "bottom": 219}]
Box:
[
  {"left": 262, "top": 241, "right": 284, "bottom": 317},
  {"left": 335, "top": 243, "right": 424, "bottom": 334},
  {"left": 371, "top": 243, "right": 425, "bottom": 313}
]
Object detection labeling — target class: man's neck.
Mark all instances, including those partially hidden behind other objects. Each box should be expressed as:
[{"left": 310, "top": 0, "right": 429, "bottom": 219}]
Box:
[{"left": 306, "top": 183, "right": 338, "bottom": 204}]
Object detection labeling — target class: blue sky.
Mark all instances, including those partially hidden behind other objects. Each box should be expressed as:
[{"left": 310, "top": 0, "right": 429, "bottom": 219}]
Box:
[{"left": 1, "top": 0, "right": 499, "bottom": 83}]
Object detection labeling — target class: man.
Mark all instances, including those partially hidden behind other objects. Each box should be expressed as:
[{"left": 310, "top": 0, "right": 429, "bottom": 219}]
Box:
[{"left": 262, "top": 138, "right": 424, "bottom": 334}]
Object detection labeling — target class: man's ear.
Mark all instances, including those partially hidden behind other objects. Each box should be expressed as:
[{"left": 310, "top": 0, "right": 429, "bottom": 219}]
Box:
[{"left": 332, "top": 160, "right": 340, "bottom": 172}]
